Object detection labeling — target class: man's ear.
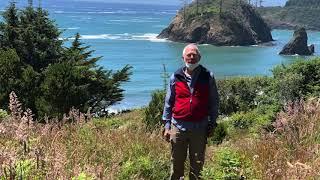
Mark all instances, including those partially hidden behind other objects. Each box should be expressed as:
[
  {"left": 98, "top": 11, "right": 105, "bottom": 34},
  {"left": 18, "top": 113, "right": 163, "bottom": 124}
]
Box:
[{"left": 199, "top": 54, "right": 201, "bottom": 60}]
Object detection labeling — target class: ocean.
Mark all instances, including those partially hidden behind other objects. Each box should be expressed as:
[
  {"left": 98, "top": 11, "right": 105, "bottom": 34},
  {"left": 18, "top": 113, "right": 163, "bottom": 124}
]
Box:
[{"left": 1, "top": 1, "right": 320, "bottom": 111}]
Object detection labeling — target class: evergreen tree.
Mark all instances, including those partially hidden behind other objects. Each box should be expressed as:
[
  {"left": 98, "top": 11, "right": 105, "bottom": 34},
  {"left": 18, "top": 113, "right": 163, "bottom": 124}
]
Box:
[
  {"left": 0, "top": 3, "right": 132, "bottom": 118},
  {"left": 0, "top": 2, "right": 20, "bottom": 49},
  {"left": 0, "top": 49, "right": 22, "bottom": 109},
  {"left": 18, "top": 6, "right": 63, "bottom": 71}
]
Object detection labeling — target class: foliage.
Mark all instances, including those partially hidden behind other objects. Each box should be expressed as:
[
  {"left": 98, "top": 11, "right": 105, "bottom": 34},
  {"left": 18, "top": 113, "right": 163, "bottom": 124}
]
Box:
[
  {"left": 15, "top": 159, "right": 37, "bottom": 180},
  {"left": 285, "top": 0, "right": 320, "bottom": 7},
  {"left": 2, "top": 88, "right": 320, "bottom": 179},
  {"left": 0, "top": 49, "right": 22, "bottom": 109},
  {"left": 72, "top": 172, "right": 94, "bottom": 180},
  {"left": 208, "top": 121, "right": 228, "bottom": 145},
  {"left": 0, "top": 3, "right": 132, "bottom": 118},
  {"left": 238, "top": 99, "right": 320, "bottom": 179},
  {"left": 0, "top": 95, "right": 170, "bottom": 179},
  {"left": 144, "top": 90, "right": 166, "bottom": 131},
  {"left": 258, "top": 3, "right": 320, "bottom": 30},
  {"left": 216, "top": 58, "right": 320, "bottom": 136},
  {"left": 273, "top": 58, "right": 320, "bottom": 101},
  {"left": 118, "top": 143, "right": 169, "bottom": 179},
  {"left": 217, "top": 76, "right": 272, "bottom": 115},
  {"left": 228, "top": 106, "right": 275, "bottom": 134},
  {"left": 0, "top": 109, "right": 8, "bottom": 119},
  {"left": 119, "top": 154, "right": 169, "bottom": 180},
  {"left": 201, "top": 147, "right": 254, "bottom": 179}
]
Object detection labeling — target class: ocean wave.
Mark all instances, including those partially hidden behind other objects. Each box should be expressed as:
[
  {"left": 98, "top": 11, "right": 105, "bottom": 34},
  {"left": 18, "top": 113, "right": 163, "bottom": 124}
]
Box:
[
  {"left": 109, "top": 19, "right": 160, "bottom": 23},
  {"left": 54, "top": 10, "right": 64, "bottom": 13},
  {"left": 152, "top": 25, "right": 167, "bottom": 28},
  {"left": 65, "top": 33, "right": 168, "bottom": 42},
  {"left": 87, "top": 11, "right": 115, "bottom": 14},
  {"left": 154, "top": 11, "right": 177, "bottom": 15},
  {"left": 59, "top": 27, "right": 80, "bottom": 30},
  {"left": 53, "top": 10, "right": 175, "bottom": 15}
]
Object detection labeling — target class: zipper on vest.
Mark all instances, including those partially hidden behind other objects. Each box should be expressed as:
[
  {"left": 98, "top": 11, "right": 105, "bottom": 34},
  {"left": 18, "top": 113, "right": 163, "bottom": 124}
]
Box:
[{"left": 190, "top": 96, "right": 192, "bottom": 114}]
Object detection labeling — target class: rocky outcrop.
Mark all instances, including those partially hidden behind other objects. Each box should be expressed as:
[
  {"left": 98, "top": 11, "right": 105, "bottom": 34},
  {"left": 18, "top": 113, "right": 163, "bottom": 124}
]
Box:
[
  {"left": 157, "top": 3, "right": 273, "bottom": 46},
  {"left": 279, "top": 27, "right": 314, "bottom": 55}
]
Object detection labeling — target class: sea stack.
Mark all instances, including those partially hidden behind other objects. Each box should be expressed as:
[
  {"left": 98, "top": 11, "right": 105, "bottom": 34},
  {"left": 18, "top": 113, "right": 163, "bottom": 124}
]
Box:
[
  {"left": 157, "top": 0, "right": 273, "bottom": 46},
  {"left": 279, "top": 27, "right": 314, "bottom": 55}
]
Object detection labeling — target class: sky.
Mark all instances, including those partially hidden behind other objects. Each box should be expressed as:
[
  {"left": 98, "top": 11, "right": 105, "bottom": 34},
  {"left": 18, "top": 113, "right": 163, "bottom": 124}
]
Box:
[{"left": 0, "top": 0, "right": 288, "bottom": 7}]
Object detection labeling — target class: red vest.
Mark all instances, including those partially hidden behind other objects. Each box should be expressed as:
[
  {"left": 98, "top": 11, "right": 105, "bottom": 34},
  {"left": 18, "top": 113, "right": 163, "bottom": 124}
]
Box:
[{"left": 172, "top": 67, "right": 210, "bottom": 121}]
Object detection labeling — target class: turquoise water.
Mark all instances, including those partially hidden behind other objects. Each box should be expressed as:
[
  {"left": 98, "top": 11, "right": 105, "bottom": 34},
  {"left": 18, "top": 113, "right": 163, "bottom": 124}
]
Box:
[{"left": 1, "top": 2, "right": 320, "bottom": 111}]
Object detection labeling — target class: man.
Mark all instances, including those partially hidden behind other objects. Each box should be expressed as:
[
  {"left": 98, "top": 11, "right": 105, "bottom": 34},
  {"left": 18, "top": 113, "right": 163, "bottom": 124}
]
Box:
[{"left": 162, "top": 44, "right": 219, "bottom": 180}]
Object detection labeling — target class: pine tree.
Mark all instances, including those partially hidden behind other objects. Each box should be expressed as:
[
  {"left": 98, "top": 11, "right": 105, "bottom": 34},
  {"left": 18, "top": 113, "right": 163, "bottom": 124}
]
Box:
[
  {"left": 0, "top": 2, "right": 20, "bottom": 49},
  {"left": 0, "top": 49, "right": 21, "bottom": 109},
  {"left": 18, "top": 6, "right": 63, "bottom": 71},
  {"left": 0, "top": 3, "right": 132, "bottom": 118}
]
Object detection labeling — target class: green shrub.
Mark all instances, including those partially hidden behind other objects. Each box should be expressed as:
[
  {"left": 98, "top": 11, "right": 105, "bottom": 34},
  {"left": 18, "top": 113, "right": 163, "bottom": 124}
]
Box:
[
  {"left": 144, "top": 90, "right": 166, "bottom": 131},
  {"left": 14, "top": 159, "right": 41, "bottom": 179},
  {"left": 118, "top": 143, "right": 169, "bottom": 180},
  {"left": 228, "top": 104, "right": 278, "bottom": 135},
  {"left": 119, "top": 155, "right": 169, "bottom": 180},
  {"left": 217, "top": 76, "right": 272, "bottom": 115},
  {"left": 209, "top": 122, "right": 228, "bottom": 145},
  {"left": 93, "top": 117, "right": 126, "bottom": 129},
  {"left": 272, "top": 58, "right": 320, "bottom": 101},
  {"left": 0, "top": 109, "right": 8, "bottom": 119},
  {"left": 201, "top": 148, "right": 254, "bottom": 179},
  {"left": 72, "top": 172, "right": 94, "bottom": 180}
]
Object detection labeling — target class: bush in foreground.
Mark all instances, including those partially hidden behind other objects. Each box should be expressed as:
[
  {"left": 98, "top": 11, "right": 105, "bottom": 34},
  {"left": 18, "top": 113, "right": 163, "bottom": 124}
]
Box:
[{"left": 144, "top": 90, "right": 166, "bottom": 131}]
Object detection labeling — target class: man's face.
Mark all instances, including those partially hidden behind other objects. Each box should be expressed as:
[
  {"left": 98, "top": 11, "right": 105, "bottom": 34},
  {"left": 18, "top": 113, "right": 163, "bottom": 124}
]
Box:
[{"left": 183, "top": 47, "right": 201, "bottom": 64}]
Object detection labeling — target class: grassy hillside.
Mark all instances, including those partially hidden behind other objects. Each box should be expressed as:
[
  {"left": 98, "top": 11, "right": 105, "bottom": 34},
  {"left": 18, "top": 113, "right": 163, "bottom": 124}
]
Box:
[
  {"left": 1, "top": 95, "right": 320, "bottom": 179},
  {"left": 2, "top": 58, "right": 320, "bottom": 179},
  {"left": 258, "top": 0, "right": 320, "bottom": 30}
]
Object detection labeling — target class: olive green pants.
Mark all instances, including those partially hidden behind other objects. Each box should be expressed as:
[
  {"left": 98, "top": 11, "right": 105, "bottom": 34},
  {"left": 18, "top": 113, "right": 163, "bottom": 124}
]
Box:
[{"left": 170, "top": 125, "right": 207, "bottom": 180}]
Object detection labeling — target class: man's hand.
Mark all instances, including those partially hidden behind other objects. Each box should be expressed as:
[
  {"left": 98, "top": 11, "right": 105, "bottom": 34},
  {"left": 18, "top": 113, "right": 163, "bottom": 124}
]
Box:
[{"left": 163, "top": 128, "right": 171, "bottom": 142}]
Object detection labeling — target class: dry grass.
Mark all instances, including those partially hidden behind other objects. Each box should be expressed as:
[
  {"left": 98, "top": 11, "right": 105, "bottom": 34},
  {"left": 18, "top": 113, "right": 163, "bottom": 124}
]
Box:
[
  {"left": 235, "top": 99, "right": 320, "bottom": 179},
  {"left": 0, "top": 92, "right": 170, "bottom": 179},
  {"left": 2, "top": 92, "right": 320, "bottom": 179}
]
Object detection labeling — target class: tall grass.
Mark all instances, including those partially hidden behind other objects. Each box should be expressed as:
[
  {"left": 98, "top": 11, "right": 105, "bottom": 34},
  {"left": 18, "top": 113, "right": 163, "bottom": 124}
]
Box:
[
  {"left": 2, "top": 92, "right": 320, "bottom": 179},
  {"left": 0, "top": 92, "right": 170, "bottom": 179},
  {"left": 235, "top": 99, "right": 320, "bottom": 179}
]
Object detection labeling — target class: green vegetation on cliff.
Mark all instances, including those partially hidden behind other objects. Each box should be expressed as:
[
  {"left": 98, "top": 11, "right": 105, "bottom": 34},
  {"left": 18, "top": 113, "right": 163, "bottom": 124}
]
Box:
[
  {"left": 258, "top": 0, "right": 320, "bottom": 30},
  {"left": 285, "top": 0, "right": 320, "bottom": 7}
]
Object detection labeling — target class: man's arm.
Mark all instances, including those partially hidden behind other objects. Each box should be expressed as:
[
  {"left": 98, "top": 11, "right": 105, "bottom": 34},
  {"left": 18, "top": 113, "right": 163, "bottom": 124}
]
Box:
[
  {"left": 208, "top": 72, "right": 219, "bottom": 129},
  {"left": 162, "top": 74, "right": 175, "bottom": 130}
]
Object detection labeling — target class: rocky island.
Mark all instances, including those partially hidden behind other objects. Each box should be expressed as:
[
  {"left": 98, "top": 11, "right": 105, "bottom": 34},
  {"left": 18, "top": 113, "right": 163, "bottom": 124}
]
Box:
[
  {"left": 279, "top": 27, "right": 315, "bottom": 55},
  {"left": 157, "top": 0, "right": 273, "bottom": 46}
]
